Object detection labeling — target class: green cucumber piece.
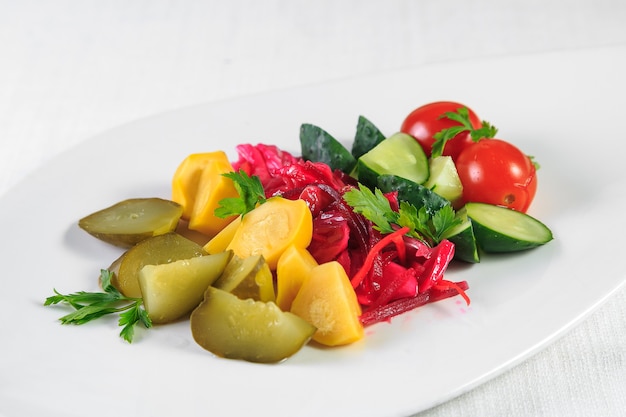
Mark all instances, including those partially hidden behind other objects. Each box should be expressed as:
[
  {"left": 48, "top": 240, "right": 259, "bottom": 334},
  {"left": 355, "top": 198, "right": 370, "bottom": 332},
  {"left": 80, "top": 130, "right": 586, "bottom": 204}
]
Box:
[
  {"left": 300, "top": 123, "right": 356, "bottom": 174},
  {"left": 442, "top": 207, "right": 480, "bottom": 263},
  {"left": 423, "top": 156, "right": 463, "bottom": 206},
  {"left": 356, "top": 132, "right": 429, "bottom": 189},
  {"left": 465, "top": 202, "right": 553, "bottom": 252},
  {"left": 78, "top": 198, "right": 184, "bottom": 248},
  {"left": 351, "top": 115, "right": 386, "bottom": 159},
  {"left": 376, "top": 174, "right": 450, "bottom": 216}
]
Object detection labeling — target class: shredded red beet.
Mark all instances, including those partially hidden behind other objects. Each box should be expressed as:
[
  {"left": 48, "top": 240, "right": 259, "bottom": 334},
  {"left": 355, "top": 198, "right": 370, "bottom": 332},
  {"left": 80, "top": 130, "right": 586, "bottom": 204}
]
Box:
[
  {"left": 359, "top": 280, "right": 470, "bottom": 326},
  {"left": 350, "top": 226, "right": 411, "bottom": 288},
  {"left": 232, "top": 143, "right": 300, "bottom": 187},
  {"left": 231, "top": 143, "right": 470, "bottom": 325},
  {"left": 308, "top": 210, "right": 351, "bottom": 264},
  {"left": 417, "top": 239, "right": 456, "bottom": 294}
]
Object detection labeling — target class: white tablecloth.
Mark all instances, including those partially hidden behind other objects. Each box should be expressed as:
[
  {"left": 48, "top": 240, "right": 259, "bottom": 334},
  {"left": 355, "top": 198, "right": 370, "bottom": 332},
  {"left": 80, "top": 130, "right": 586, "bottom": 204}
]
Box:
[{"left": 1, "top": 1, "right": 625, "bottom": 416}]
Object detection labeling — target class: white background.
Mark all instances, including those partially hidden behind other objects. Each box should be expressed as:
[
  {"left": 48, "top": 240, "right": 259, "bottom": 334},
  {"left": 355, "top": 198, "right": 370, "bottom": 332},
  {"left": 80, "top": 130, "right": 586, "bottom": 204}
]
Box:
[{"left": 1, "top": 1, "right": 625, "bottom": 416}]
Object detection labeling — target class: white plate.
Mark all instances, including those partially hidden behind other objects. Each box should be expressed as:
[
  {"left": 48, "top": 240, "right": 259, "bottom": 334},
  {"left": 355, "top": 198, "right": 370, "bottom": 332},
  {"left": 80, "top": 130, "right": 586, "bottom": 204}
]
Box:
[{"left": 1, "top": 45, "right": 625, "bottom": 417}]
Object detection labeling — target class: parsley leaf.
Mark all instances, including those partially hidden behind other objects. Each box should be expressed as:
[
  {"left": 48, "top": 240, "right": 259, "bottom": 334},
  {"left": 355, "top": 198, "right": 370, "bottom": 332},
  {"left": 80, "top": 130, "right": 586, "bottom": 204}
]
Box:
[
  {"left": 44, "top": 269, "right": 152, "bottom": 343},
  {"left": 214, "top": 170, "right": 266, "bottom": 218},
  {"left": 118, "top": 304, "right": 151, "bottom": 343},
  {"left": 344, "top": 184, "right": 461, "bottom": 245},
  {"left": 343, "top": 186, "right": 398, "bottom": 234},
  {"left": 431, "top": 106, "right": 498, "bottom": 158},
  {"left": 430, "top": 205, "right": 460, "bottom": 242},
  {"left": 396, "top": 201, "right": 430, "bottom": 240}
]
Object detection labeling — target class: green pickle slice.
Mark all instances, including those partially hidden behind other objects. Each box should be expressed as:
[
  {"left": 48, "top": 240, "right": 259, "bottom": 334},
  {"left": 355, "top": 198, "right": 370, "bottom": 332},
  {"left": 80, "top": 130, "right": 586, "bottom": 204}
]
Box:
[
  {"left": 191, "top": 287, "right": 316, "bottom": 363},
  {"left": 113, "top": 232, "right": 207, "bottom": 298},
  {"left": 79, "top": 197, "right": 183, "bottom": 248}
]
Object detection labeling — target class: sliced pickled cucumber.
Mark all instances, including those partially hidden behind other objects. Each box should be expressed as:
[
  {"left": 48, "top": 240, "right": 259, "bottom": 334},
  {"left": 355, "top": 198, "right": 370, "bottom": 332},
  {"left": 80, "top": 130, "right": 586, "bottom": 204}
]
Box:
[
  {"left": 114, "top": 232, "right": 207, "bottom": 298},
  {"left": 78, "top": 198, "right": 183, "bottom": 248},
  {"left": 175, "top": 219, "right": 212, "bottom": 246},
  {"left": 212, "top": 254, "right": 275, "bottom": 302},
  {"left": 138, "top": 251, "right": 232, "bottom": 324},
  {"left": 190, "top": 286, "right": 316, "bottom": 363}
]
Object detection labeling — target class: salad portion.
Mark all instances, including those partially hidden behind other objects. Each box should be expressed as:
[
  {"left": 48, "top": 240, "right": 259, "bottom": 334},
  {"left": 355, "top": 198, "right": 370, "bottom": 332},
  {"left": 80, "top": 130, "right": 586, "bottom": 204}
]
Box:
[{"left": 45, "top": 101, "right": 553, "bottom": 363}]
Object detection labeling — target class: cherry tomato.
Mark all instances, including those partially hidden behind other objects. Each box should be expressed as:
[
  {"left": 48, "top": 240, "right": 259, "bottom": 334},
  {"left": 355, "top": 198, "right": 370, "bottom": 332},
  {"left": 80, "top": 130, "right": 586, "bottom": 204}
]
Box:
[
  {"left": 455, "top": 139, "right": 537, "bottom": 212},
  {"left": 400, "top": 101, "right": 482, "bottom": 161}
]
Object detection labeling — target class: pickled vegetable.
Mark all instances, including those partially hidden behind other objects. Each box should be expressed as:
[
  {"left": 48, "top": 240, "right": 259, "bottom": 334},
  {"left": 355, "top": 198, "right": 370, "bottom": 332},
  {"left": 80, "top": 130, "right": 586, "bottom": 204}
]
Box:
[
  {"left": 291, "top": 261, "right": 364, "bottom": 346},
  {"left": 203, "top": 216, "right": 241, "bottom": 254},
  {"left": 171, "top": 152, "right": 217, "bottom": 220},
  {"left": 225, "top": 197, "right": 313, "bottom": 270},
  {"left": 175, "top": 219, "right": 212, "bottom": 245},
  {"left": 275, "top": 245, "right": 318, "bottom": 312},
  {"left": 190, "top": 286, "right": 316, "bottom": 363},
  {"left": 186, "top": 151, "right": 239, "bottom": 237},
  {"left": 139, "top": 251, "right": 232, "bottom": 324},
  {"left": 114, "top": 232, "right": 207, "bottom": 298},
  {"left": 212, "top": 254, "right": 275, "bottom": 303},
  {"left": 78, "top": 198, "right": 183, "bottom": 248}
]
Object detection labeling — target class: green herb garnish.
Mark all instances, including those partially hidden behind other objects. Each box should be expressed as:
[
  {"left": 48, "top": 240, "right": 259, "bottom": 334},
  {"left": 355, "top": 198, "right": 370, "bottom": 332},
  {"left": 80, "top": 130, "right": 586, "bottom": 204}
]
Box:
[
  {"left": 343, "top": 184, "right": 461, "bottom": 245},
  {"left": 431, "top": 106, "right": 498, "bottom": 158},
  {"left": 214, "top": 170, "right": 266, "bottom": 218},
  {"left": 342, "top": 185, "right": 397, "bottom": 234},
  {"left": 44, "top": 269, "right": 152, "bottom": 343}
]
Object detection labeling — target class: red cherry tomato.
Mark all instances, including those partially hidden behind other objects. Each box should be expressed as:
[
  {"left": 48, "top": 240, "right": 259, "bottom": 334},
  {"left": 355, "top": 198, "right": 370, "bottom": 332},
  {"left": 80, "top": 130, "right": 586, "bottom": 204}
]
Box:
[
  {"left": 455, "top": 139, "right": 537, "bottom": 212},
  {"left": 400, "top": 101, "right": 482, "bottom": 161}
]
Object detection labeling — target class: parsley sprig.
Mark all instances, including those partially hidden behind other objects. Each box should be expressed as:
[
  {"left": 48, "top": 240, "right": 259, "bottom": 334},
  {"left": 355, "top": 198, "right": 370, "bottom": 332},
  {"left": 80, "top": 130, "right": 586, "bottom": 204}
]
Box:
[
  {"left": 44, "top": 269, "right": 152, "bottom": 343},
  {"left": 343, "top": 184, "right": 461, "bottom": 245},
  {"left": 431, "top": 106, "right": 498, "bottom": 158},
  {"left": 214, "top": 170, "right": 266, "bottom": 218}
]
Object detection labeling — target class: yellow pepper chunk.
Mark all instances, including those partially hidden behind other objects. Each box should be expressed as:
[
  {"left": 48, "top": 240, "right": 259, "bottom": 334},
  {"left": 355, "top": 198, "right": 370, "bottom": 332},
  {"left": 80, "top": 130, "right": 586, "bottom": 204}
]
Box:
[
  {"left": 171, "top": 152, "right": 216, "bottom": 220},
  {"left": 226, "top": 197, "right": 313, "bottom": 270},
  {"left": 276, "top": 245, "right": 318, "bottom": 312},
  {"left": 203, "top": 216, "right": 241, "bottom": 254},
  {"left": 186, "top": 152, "right": 239, "bottom": 237},
  {"left": 290, "top": 261, "right": 363, "bottom": 347}
]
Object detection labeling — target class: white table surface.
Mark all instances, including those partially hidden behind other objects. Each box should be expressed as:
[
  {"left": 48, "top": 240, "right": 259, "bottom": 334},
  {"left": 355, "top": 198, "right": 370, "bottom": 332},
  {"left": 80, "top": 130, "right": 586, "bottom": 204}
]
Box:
[{"left": 1, "top": 1, "right": 625, "bottom": 416}]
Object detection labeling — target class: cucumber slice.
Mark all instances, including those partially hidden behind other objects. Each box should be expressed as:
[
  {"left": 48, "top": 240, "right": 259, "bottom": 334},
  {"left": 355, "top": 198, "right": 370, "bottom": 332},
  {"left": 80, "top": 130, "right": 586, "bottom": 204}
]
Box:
[
  {"left": 442, "top": 207, "right": 480, "bottom": 263},
  {"left": 465, "top": 202, "right": 553, "bottom": 252},
  {"left": 78, "top": 198, "right": 183, "bottom": 248},
  {"left": 423, "top": 156, "right": 463, "bottom": 206},
  {"left": 300, "top": 123, "right": 356, "bottom": 174},
  {"left": 351, "top": 115, "right": 385, "bottom": 159},
  {"left": 376, "top": 174, "right": 450, "bottom": 216},
  {"left": 213, "top": 254, "right": 275, "bottom": 303},
  {"left": 356, "top": 132, "right": 429, "bottom": 189}
]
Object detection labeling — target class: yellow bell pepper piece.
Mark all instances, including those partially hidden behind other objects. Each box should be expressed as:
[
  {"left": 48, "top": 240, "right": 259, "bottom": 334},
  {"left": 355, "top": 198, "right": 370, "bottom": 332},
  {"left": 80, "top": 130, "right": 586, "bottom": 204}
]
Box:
[
  {"left": 225, "top": 197, "right": 313, "bottom": 270},
  {"left": 186, "top": 152, "right": 239, "bottom": 237},
  {"left": 276, "top": 245, "right": 318, "bottom": 312},
  {"left": 290, "top": 261, "right": 363, "bottom": 347},
  {"left": 171, "top": 152, "right": 216, "bottom": 220},
  {"left": 203, "top": 215, "right": 241, "bottom": 254}
]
